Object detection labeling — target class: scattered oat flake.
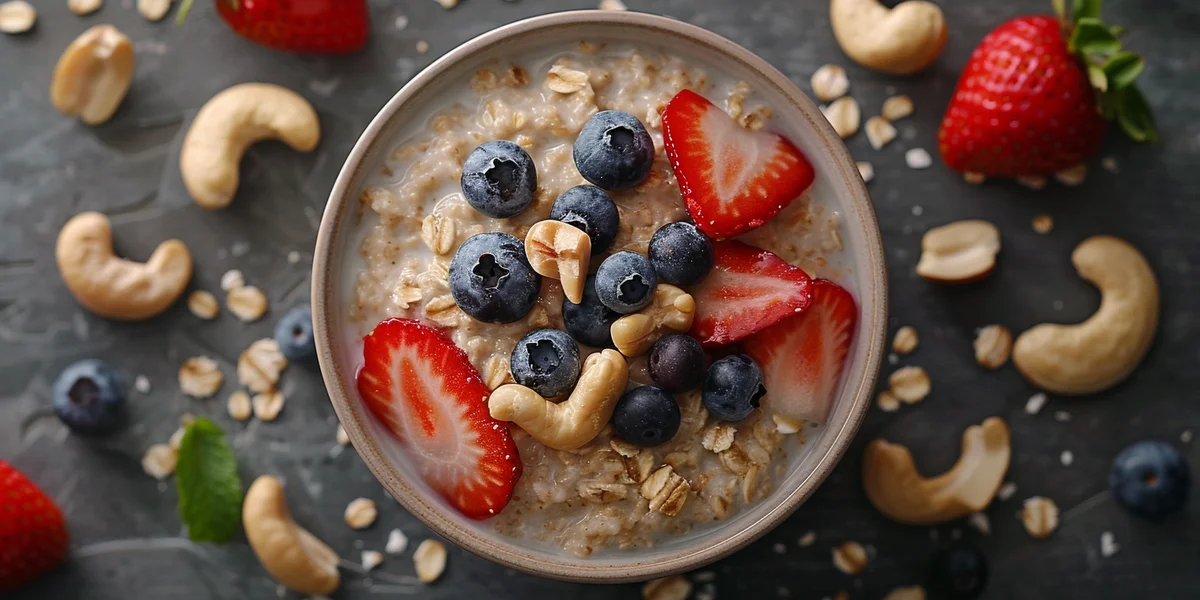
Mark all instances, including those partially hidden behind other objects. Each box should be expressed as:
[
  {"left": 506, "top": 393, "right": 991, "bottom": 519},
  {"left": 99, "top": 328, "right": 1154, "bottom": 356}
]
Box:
[
  {"left": 963, "top": 171, "right": 986, "bottom": 184},
  {"left": 643, "top": 575, "right": 692, "bottom": 600},
  {"left": 134, "top": 375, "right": 151, "bottom": 394},
  {"left": 877, "top": 390, "right": 900, "bottom": 412},
  {"left": 1017, "top": 175, "right": 1047, "bottom": 190},
  {"left": 337, "top": 425, "right": 350, "bottom": 445},
  {"left": 1019, "top": 496, "right": 1059, "bottom": 538},
  {"left": 394, "top": 14, "right": 408, "bottom": 30},
  {"left": 997, "top": 481, "right": 1017, "bottom": 501},
  {"left": 252, "top": 389, "right": 285, "bottom": 422},
  {"left": 773, "top": 414, "right": 803, "bottom": 434},
  {"left": 881, "top": 95, "right": 914, "bottom": 121},
  {"left": 220, "top": 269, "right": 245, "bottom": 291},
  {"left": 1054, "top": 410, "right": 1072, "bottom": 422},
  {"left": 413, "top": 539, "right": 447, "bottom": 583},
  {"left": 361, "top": 550, "right": 384, "bottom": 571},
  {"left": 1100, "top": 531, "right": 1120, "bottom": 557},
  {"left": 1024, "top": 393, "right": 1047, "bottom": 415},
  {"left": 168, "top": 426, "right": 186, "bottom": 451},
  {"left": 811, "top": 64, "right": 850, "bottom": 102},
  {"left": 1060, "top": 450, "right": 1074, "bottom": 466},
  {"left": 1101, "top": 156, "right": 1119, "bottom": 173},
  {"left": 227, "top": 390, "right": 252, "bottom": 421},
  {"left": 434, "top": 0, "right": 456, "bottom": 8},
  {"left": 798, "top": 531, "right": 817, "bottom": 547},
  {"left": 905, "top": 148, "right": 932, "bottom": 169},
  {"left": 68, "top": 0, "right": 103, "bottom": 16},
  {"left": 865, "top": 116, "right": 897, "bottom": 150},
  {"left": 238, "top": 338, "right": 288, "bottom": 393},
  {"left": 0, "top": 1, "right": 36, "bottom": 34},
  {"left": 1032, "top": 214, "right": 1054, "bottom": 234},
  {"left": 179, "top": 356, "right": 223, "bottom": 398},
  {"left": 345, "top": 498, "right": 378, "bottom": 529},
  {"left": 889, "top": 366, "right": 930, "bottom": 403},
  {"left": 1181, "top": 429, "right": 1194, "bottom": 444},
  {"left": 1055, "top": 163, "right": 1087, "bottom": 186},
  {"left": 227, "top": 286, "right": 268, "bottom": 322},
  {"left": 386, "top": 528, "right": 409, "bottom": 554},
  {"left": 967, "top": 512, "right": 991, "bottom": 535},
  {"left": 286, "top": 250, "right": 302, "bottom": 264},
  {"left": 701, "top": 424, "right": 736, "bottom": 453},
  {"left": 883, "top": 586, "right": 926, "bottom": 600},
  {"left": 856, "top": 161, "right": 874, "bottom": 183},
  {"left": 598, "top": 0, "right": 627, "bottom": 10},
  {"left": 416, "top": 40, "right": 429, "bottom": 54},
  {"left": 773, "top": 542, "right": 787, "bottom": 554},
  {"left": 142, "top": 444, "right": 177, "bottom": 480},
  {"left": 822, "top": 97, "right": 860, "bottom": 138},
  {"left": 892, "top": 326, "right": 918, "bottom": 354},
  {"left": 831, "top": 541, "right": 868, "bottom": 575},
  {"left": 187, "top": 290, "right": 220, "bottom": 319}
]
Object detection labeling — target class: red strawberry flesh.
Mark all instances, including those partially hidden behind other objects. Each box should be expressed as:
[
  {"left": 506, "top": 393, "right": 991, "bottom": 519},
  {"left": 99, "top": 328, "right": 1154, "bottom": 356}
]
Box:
[
  {"left": 689, "top": 240, "right": 812, "bottom": 347},
  {"left": 356, "top": 318, "right": 521, "bottom": 520},
  {"left": 745, "top": 279, "right": 857, "bottom": 424},
  {"left": 0, "top": 460, "right": 68, "bottom": 593},
  {"left": 663, "top": 89, "right": 815, "bottom": 240}
]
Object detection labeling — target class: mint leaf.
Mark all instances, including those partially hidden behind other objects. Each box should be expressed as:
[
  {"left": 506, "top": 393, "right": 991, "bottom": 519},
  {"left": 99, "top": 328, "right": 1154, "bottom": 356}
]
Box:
[
  {"left": 1070, "top": 19, "right": 1121, "bottom": 58},
  {"left": 176, "top": 418, "right": 243, "bottom": 543},
  {"left": 1072, "top": 0, "right": 1103, "bottom": 22},
  {"left": 1103, "top": 51, "right": 1145, "bottom": 90}
]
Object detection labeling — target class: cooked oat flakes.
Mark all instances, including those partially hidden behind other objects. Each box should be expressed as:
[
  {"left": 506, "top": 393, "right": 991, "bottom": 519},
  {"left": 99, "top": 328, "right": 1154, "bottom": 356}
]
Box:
[
  {"left": 889, "top": 366, "right": 930, "bottom": 403},
  {"left": 701, "top": 423, "right": 736, "bottom": 453},
  {"left": 413, "top": 539, "right": 447, "bottom": 583},
  {"left": 252, "top": 389, "right": 285, "bottom": 421},
  {"left": 832, "top": 541, "right": 868, "bottom": 575},
  {"left": 142, "top": 444, "right": 177, "bottom": 480},
  {"left": 179, "top": 356, "right": 223, "bottom": 398},
  {"left": 1019, "top": 496, "right": 1058, "bottom": 538},
  {"left": 892, "top": 326, "right": 919, "bottom": 354},
  {"left": 187, "top": 290, "right": 220, "bottom": 319},
  {"left": 227, "top": 390, "right": 252, "bottom": 421},
  {"left": 226, "top": 286, "right": 268, "bottom": 322},
  {"left": 973, "top": 325, "right": 1012, "bottom": 369},
  {"left": 238, "top": 338, "right": 288, "bottom": 393},
  {"left": 345, "top": 498, "right": 378, "bottom": 529}
]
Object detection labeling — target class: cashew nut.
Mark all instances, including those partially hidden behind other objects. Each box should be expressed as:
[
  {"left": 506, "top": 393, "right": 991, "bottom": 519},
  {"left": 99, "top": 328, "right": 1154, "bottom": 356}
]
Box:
[
  {"left": 488, "top": 349, "right": 629, "bottom": 450},
  {"left": 1012, "top": 236, "right": 1159, "bottom": 395},
  {"left": 830, "top": 0, "right": 948, "bottom": 75},
  {"left": 181, "top": 83, "right": 320, "bottom": 209},
  {"left": 863, "top": 417, "right": 1010, "bottom": 525},
  {"left": 56, "top": 212, "right": 192, "bottom": 321},
  {"left": 610, "top": 284, "right": 696, "bottom": 357},
  {"left": 915, "top": 220, "right": 1000, "bottom": 284},
  {"left": 243, "top": 475, "right": 340, "bottom": 596},
  {"left": 50, "top": 25, "right": 135, "bottom": 125},
  {"left": 525, "top": 220, "right": 591, "bottom": 304}
]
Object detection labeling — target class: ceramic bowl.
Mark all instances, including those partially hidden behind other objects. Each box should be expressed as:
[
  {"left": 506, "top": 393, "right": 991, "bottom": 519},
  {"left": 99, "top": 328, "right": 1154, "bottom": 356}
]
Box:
[{"left": 313, "top": 10, "right": 886, "bottom": 583}]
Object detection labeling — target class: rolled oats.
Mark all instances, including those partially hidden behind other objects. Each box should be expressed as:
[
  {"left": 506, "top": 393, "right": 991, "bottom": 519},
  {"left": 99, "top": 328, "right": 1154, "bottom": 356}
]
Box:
[
  {"left": 1017, "top": 175, "right": 1047, "bottom": 190},
  {"left": 416, "top": 40, "right": 429, "bottom": 54},
  {"left": 892, "top": 326, "right": 919, "bottom": 354},
  {"left": 889, "top": 366, "right": 930, "bottom": 403},
  {"left": 642, "top": 576, "right": 692, "bottom": 600},
  {"left": 1019, "top": 496, "right": 1058, "bottom": 538},
  {"left": 881, "top": 95, "right": 914, "bottom": 121},
  {"left": 810, "top": 64, "right": 849, "bottom": 102},
  {"left": 420, "top": 213, "right": 457, "bottom": 255},
  {"left": 226, "top": 286, "right": 268, "bottom": 322},
  {"left": 738, "top": 105, "right": 773, "bottom": 131},
  {"left": 719, "top": 444, "right": 752, "bottom": 476},
  {"left": 877, "top": 390, "right": 900, "bottom": 412},
  {"left": 227, "top": 390, "right": 252, "bottom": 421},
  {"left": 973, "top": 325, "right": 1012, "bottom": 369},
  {"left": 963, "top": 171, "right": 987, "bottom": 185},
  {"left": 142, "top": 444, "right": 177, "bottom": 480},
  {"left": 336, "top": 424, "right": 350, "bottom": 445},
  {"left": 546, "top": 64, "right": 592, "bottom": 94},
  {"left": 238, "top": 339, "right": 288, "bottom": 393},
  {"left": 187, "top": 290, "right": 219, "bottom": 319},
  {"left": 386, "top": 528, "right": 409, "bottom": 554},
  {"left": 220, "top": 269, "right": 245, "bottom": 291},
  {"left": 68, "top": 0, "right": 103, "bottom": 16},
  {"left": 1055, "top": 163, "right": 1087, "bottom": 186},
  {"left": 857, "top": 161, "right": 874, "bottom": 183},
  {"left": 1024, "top": 392, "right": 1047, "bottom": 415},
  {"left": 832, "top": 541, "right": 868, "bottom": 575},
  {"left": 967, "top": 512, "right": 991, "bottom": 535},
  {"left": 0, "top": 1, "right": 36, "bottom": 34},
  {"left": 773, "top": 414, "right": 803, "bottom": 434},
  {"left": 137, "top": 0, "right": 171, "bottom": 21},
  {"left": 598, "top": 0, "right": 627, "bottom": 9},
  {"left": 905, "top": 148, "right": 932, "bottom": 169},
  {"left": 179, "top": 356, "right": 223, "bottom": 398},
  {"left": 865, "top": 116, "right": 897, "bottom": 150},
  {"left": 484, "top": 355, "right": 512, "bottom": 391},
  {"left": 822, "top": 97, "right": 860, "bottom": 139},
  {"left": 622, "top": 449, "right": 655, "bottom": 484},
  {"left": 344, "top": 498, "right": 378, "bottom": 529},
  {"left": 610, "top": 438, "right": 640, "bottom": 457},
  {"left": 435, "top": 0, "right": 456, "bottom": 8},
  {"left": 578, "top": 481, "right": 628, "bottom": 504},
  {"left": 413, "top": 539, "right": 447, "bottom": 583},
  {"left": 997, "top": 481, "right": 1018, "bottom": 501},
  {"left": 252, "top": 389, "right": 285, "bottom": 421},
  {"left": 1101, "top": 156, "right": 1119, "bottom": 173},
  {"left": 640, "top": 465, "right": 689, "bottom": 516},
  {"left": 799, "top": 531, "right": 817, "bottom": 546},
  {"left": 168, "top": 426, "right": 186, "bottom": 451},
  {"left": 741, "top": 463, "right": 760, "bottom": 503},
  {"left": 884, "top": 586, "right": 926, "bottom": 600},
  {"left": 395, "top": 286, "right": 424, "bottom": 310},
  {"left": 423, "top": 295, "right": 460, "bottom": 326},
  {"left": 1032, "top": 214, "right": 1054, "bottom": 234}
]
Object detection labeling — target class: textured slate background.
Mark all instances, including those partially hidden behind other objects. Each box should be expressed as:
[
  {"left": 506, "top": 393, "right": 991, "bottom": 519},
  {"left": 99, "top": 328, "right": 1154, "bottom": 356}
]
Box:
[{"left": 2, "top": 0, "right": 1198, "bottom": 598}]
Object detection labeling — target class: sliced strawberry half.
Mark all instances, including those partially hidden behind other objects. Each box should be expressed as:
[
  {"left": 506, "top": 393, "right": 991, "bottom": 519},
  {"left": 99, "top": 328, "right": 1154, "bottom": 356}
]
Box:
[
  {"left": 662, "top": 89, "right": 815, "bottom": 240},
  {"left": 356, "top": 318, "right": 521, "bottom": 520},
  {"left": 744, "top": 279, "right": 857, "bottom": 424},
  {"left": 690, "top": 240, "right": 813, "bottom": 347}
]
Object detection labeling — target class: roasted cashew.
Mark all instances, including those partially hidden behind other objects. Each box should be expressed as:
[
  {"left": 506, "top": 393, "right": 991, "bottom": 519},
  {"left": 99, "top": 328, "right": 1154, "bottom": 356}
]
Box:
[
  {"left": 489, "top": 349, "right": 629, "bottom": 450},
  {"left": 243, "top": 475, "right": 340, "bottom": 596},
  {"left": 50, "top": 25, "right": 135, "bottom": 125},
  {"left": 610, "top": 284, "right": 695, "bottom": 357},
  {"left": 863, "top": 417, "right": 1010, "bottom": 525},
  {"left": 525, "top": 220, "right": 591, "bottom": 304},
  {"left": 1012, "top": 236, "right": 1159, "bottom": 395},
  {"left": 915, "top": 220, "right": 1000, "bottom": 284},
  {"left": 180, "top": 83, "right": 320, "bottom": 209},
  {"left": 56, "top": 212, "right": 192, "bottom": 321},
  {"left": 830, "top": 0, "right": 948, "bottom": 75}
]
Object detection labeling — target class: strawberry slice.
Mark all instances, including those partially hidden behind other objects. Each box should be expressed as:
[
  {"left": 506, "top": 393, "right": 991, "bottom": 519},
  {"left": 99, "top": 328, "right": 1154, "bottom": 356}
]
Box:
[
  {"left": 689, "top": 240, "right": 813, "bottom": 347},
  {"left": 356, "top": 318, "right": 521, "bottom": 520},
  {"left": 662, "top": 89, "right": 815, "bottom": 240},
  {"left": 744, "top": 279, "right": 857, "bottom": 424}
]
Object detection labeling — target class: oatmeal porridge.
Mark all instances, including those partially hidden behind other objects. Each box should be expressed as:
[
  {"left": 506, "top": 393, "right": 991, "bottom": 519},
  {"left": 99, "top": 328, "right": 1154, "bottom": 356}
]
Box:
[{"left": 348, "top": 43, "right": 853, "bottom": 556}]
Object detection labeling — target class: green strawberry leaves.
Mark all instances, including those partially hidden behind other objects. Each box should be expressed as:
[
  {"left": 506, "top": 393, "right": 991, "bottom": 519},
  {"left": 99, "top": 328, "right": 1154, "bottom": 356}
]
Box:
[
  {"left": 175, "top": 418, "right": 244, "bottom": 542},
  {"left": 1059, "top": 0, "right": 1158, "bottom": 142}
]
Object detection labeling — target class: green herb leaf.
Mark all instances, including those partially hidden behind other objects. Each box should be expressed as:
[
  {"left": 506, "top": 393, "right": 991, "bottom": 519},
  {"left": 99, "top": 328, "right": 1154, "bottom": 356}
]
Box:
[
  {"left": 1070, "top": 19, "right": 1121, "bottom": 58},
  {"left": 1116, "top": 86, "right": 1158, "bottom": 143},
  {"left": 1087, "top": 64, "right": 1109, "bottom": 93},
  {"left": 1072, "top": 0, "right": 1103, "bottom": 22},
  {"left": 176, "top": 418, "right": 243, "bottom": 543},
  {"left": 1103, "top": 51, "right": 1145, "bottom": 90}
]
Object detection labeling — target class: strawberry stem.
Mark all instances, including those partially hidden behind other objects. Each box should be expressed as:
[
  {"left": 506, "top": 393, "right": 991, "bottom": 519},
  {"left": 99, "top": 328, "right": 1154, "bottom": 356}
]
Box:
[{"left": 176, "top": 0, "right": 193, "bottom": 25}]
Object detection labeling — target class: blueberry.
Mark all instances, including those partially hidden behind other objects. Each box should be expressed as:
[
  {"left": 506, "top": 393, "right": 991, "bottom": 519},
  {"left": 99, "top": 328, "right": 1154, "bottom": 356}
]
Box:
[
  {"left": 562, "top": 275, "right": 621, "bottom": 348},
  {"left": 274, "top": 305, "right": 316, "bottom": 362},
  {"left": 612, "top": 386, "right": 680, "bottom": 447},
  {"left": 595, "top": 251, "right": 657, "bottom": 314},
  {"left": 53, "top": 359, "right": 125, "bottom": 435},
  {"left": 450, "top": 232, "right": 541, "bottom": 323},
  {"left": 550, "top": 185, "right": 620, "bottom": 254},
  {"left": 461, "top": 140, "right": 537, "bottom": 218},
  {"left": 928, "top": 544, "right": 989, "bottom": 599},
  {"left": 648, "top": 222, "right": 714, "bottom": 286},
  {"left": 573, "top": 110, "right": 655, "bottom": 190},
  {"left": 702, "top": 354, "right": 765, "bottom": 421},
  {"left": 648, "top": 334, "right": 707, "bottom": 392},
  {"left": 1109, "top": 440, "right": 1190, "bottom": 521},
  {"left": 510, "top": 329, "right": 582, "bottom": 397}
]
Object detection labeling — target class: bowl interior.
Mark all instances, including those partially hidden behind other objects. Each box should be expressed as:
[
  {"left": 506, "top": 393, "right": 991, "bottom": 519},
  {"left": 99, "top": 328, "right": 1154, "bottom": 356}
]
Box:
[{"left": 313, "top": 10, "right": 886, "bottom": 582}]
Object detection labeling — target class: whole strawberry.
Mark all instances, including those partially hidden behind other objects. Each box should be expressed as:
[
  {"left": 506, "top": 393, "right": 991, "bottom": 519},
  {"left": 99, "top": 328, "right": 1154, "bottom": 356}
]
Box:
[
  {"left": 0, "top": 461, "right": 68, "bottom": 593},
  {"left": 938, "top": 0, "right": 1156, "bottom": 178},
  {"left": 179, "top": 0, "right": 369, "bottom": 54}
]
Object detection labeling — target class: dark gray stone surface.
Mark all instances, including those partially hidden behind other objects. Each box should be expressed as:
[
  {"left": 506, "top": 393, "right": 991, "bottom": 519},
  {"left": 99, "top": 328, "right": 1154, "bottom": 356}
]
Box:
[{"left": 2, "top": 0, "right": 1198, "bottom": 598}]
